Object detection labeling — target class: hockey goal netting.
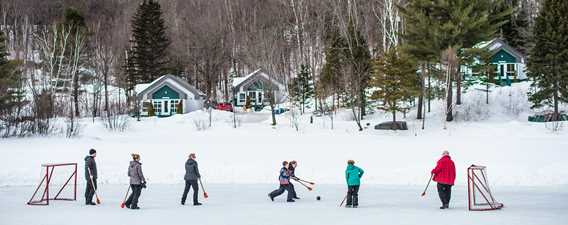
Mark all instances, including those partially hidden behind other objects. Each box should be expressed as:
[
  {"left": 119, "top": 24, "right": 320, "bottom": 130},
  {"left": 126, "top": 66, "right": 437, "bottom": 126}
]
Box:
[
  {"left": 27, "top": 163, "right": 77, "bottom": 206},
  {"left": 467, "top": 165, "right": 504, "bottom": 211}
]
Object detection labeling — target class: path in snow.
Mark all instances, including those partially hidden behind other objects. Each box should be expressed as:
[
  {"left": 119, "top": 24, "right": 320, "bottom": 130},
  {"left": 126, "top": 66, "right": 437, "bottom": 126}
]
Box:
[{"left": 1, "top": 184, "right": 566, "bottom": 225}]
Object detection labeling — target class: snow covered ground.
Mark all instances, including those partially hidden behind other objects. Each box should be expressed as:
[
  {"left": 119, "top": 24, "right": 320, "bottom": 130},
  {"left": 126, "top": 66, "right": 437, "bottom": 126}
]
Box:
[
  {"left": 1, "top": 83, "right": 567, "bottom": 224},
  {"left": 1, "top": 184, "right": 566, "bottom": 225}
]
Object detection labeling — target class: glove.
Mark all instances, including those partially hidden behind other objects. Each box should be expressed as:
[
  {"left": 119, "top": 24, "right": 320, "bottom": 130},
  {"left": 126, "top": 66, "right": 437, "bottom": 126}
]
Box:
[{"left": 141, "top": 182, "right": 147, "bottom": 189}]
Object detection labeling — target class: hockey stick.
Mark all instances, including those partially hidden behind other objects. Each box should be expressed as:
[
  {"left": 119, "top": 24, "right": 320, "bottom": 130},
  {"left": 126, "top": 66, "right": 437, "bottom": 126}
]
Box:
[
  {"left": 120, "top": 186, "right": 131, "bottom": 208},
  {"left": 199, "top": 178, "right": 208, "bottom": 198},
  {"left": 295, "top": 179, "right": 313, "bottom": 191},
  {"left": 295, "top": 177, "right": 315, "bottom": 185},
  {"left": 421, "top": 174, "right": 434, "bottom": 197},
  {"left": 339, "top": 195, "right": 347, "bottom": 207},
  {"left": 87, "top": 168, "right": 101, "bottom": 204}
]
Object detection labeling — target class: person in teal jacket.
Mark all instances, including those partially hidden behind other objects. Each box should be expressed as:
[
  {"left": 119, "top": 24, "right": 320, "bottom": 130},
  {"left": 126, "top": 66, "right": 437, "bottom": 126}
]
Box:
[{"left": 345, "top": 160, "right": 364, "bottom": 208}]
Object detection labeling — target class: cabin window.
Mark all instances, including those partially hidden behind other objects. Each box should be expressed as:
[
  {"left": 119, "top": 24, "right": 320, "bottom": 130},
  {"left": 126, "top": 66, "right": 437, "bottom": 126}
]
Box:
[
  {"left": 506, "top": 64, "right": 516, "bottom": 78},
  {"left": 239, "top": 93, "right": 246, "bottom": 103},
  {"left": 170, "top": 100, "right": 179, "bottom": 113},
  {"left": 153, "top": 101, "right": 162, "bottom": 114}
]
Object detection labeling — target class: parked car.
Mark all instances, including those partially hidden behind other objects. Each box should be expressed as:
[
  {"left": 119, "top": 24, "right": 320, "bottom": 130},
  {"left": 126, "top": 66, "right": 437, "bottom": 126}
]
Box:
[{"left": 215, "top": 102, "right": 234, "bottom": 112}]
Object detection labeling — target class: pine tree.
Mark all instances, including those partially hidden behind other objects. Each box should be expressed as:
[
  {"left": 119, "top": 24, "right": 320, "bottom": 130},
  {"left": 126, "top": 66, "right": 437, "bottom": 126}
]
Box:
[
  {"left": 128, "top": 0, "right": 171, "bottom": 85},
  {"left": 498, "top": 0, "right": 530, "bottom": 54},
  {"left": 527, "top": 0, "right": 568, "bottom": 118},
  {"left": 401, "top": 0, "right": 510, "bottom": 121},
  {"left": 319, "top": 21, "right": 346, "bottom": 109},
  {"left": 0, "top": 30, "right": 25, "bottom": 134},
  {"left": 343, "top": 19, "right": 371, "bottom": 121},
  {"left": 370, "top": 46, "right": 421, "bottom": 124},
  {"left": 289, "top": 64, "right": 314, "bottom": 114}
]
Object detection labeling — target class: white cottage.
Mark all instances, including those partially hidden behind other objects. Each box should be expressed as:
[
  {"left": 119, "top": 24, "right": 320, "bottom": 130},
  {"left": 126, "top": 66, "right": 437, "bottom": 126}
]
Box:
[
  {"left": 232, "top": 69, "right": 287, "bottom": 110},
  {"left": 135, "top": 75, "right": 206, "bottom": 117}
]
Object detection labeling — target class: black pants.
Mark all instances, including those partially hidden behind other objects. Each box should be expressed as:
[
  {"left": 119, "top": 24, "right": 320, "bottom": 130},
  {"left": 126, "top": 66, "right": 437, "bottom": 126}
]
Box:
[
  {"left": 289, "top": 182, "right": 298, "bottom": 198},
  {"left": 269, "top": 184, "right": 293, "bottom": 201},
  {"left": 437, "top": 183, "right": 452, "bottom": 206},
  {"left": 346, "top": 185, "right": 360, "bottom": 206},
  {"left": 85, "top": 178, "right": 97, "bottom": 203},
  {"left": 181, "top": 180, "right": 199, "bottom": 204},
  {"left": 125, "top": 184, "right": 143, "bottom": 208}
]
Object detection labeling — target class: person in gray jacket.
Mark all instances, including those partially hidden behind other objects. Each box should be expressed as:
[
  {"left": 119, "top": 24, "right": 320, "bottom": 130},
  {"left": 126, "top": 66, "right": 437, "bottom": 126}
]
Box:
[
  {"left": 84, "top": 149, "right": 97, "bottom": 205},
  {"left": 181, "top": 153, "right": 201, "bottom": 206},
  {"left": 125, "top": 153, "right": 146, "bottom": 210}
]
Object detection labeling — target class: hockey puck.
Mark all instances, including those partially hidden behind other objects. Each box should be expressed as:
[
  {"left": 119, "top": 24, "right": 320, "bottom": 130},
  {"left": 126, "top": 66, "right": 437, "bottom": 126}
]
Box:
[{"left": 316, "top": 196, "right": 321, "bottom": 201}]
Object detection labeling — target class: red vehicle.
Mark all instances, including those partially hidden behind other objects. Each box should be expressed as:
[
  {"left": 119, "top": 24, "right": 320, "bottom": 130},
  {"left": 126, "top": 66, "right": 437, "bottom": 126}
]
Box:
[{"left": 215, "top": 102, "right": 234, "bottom": 112}]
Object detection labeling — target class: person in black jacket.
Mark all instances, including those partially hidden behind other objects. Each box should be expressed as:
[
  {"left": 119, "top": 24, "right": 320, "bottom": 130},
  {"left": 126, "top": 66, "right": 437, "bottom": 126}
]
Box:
[
  {"left": 84, "top": 149, "right": 97, "bottom": 205},
  {"left": 181, "top": 153, "right": 202, "bottom": 206},
  {"left": 289, "top": 160, "right": 300, "bottom": 199}
]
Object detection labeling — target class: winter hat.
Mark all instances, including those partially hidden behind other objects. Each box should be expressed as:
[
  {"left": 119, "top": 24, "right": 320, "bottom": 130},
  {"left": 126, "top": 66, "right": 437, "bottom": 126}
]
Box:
[
  {"left": 347, "top": 160, "right": 355, "bottom": 165},
  {"left": 442, "top": 150, "right": 450, "bottom": 156},
  {"left": 131, "top": 153, "right": 140, "bottom": 161},
  {"left": 89, "top": 149, "right": 96, "bottom": 155}
]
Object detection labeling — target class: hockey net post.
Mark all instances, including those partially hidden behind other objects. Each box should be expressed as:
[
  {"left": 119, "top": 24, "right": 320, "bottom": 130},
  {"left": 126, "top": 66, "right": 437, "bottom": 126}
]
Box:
[
  {"left": 27, "top": 163, "right": 77, "bottom": 206},
  {"left": 467, "top": 165, "right": 504, "bottom": 211}
]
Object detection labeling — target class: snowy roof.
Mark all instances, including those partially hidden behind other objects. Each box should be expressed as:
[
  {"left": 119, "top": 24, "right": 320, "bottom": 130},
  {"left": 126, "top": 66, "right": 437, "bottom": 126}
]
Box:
[
  {"left": 473, "top": 38, "right": 525, "bottom": 62},
  {"left": 135, "top": 74, "right": 205, "bottom": 98},
  {"left": 232, "top": 69, "right": 285, "bottom": 91}
]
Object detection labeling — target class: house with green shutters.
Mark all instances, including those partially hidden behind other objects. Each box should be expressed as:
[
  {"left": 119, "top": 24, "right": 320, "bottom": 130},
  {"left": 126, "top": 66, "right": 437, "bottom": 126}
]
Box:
[
  {"left": 232, "top": 69, "right": 287, "bottom": 110},
  {"left": 462, "top": 39, "right": 527, "bottom": 85},
  {"left": 135, "top": 75, "right": 206, "bottom": 117}
]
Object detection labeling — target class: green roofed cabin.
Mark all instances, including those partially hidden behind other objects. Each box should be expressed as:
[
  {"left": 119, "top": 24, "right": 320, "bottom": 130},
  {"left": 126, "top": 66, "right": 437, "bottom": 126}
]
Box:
[
  {"left": 462, "top": 38, "right": 527, "bottom": 85},
  {"left": 232, "top": 69, "right": 287, "bottom": 110},
  {"left": 135, "top": 75, "right": 206, "bottom": 117}
]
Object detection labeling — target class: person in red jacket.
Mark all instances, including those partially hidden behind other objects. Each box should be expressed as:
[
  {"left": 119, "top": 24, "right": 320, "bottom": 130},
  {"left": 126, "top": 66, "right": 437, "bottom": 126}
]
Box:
[{"left": 431, "top": 150, "right": 456, "bottom": 209}]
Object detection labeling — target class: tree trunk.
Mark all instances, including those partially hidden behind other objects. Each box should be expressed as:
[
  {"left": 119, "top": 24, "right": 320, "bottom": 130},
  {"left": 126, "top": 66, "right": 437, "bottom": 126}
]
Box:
[
  {"left": 427, "top": 66, "right": 431, "bottom": 113},
  {"left": 73, "top": 74, "right": 80, "bottom": 117},
  {"left": 456, "top": 66, "right": 462, "bottom": 105},
  {"left": 417, "top": 64, "right": 425, "bottom": 119},
  {"left": 446, "top": 68, "right": 454, "bottom": 122}
]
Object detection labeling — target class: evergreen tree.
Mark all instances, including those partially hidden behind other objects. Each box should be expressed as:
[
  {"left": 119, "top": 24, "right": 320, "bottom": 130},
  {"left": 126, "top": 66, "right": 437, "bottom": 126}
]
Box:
[
  {"left": 289, "top": 64, "right": 314, "bottom": 114},
  {"left": 497, "top": 0, "right": 530, "bottom": 54},
  {"left": 319, "top": 21, "right": 346, "bottom": 108},
  {"left": 128, "top": 0, "right": 171, "bottom": 86},
  {"left": 527, "top": 0, "right": 568, "bottom": 118},
  {"left": 0, "top": 30, "right": 25, "bottom": 135},
  {"left": 343, "top": 20, "right": 371, "bottom": 120},
  {"left": 401, "top": 0, "right": 510, "bottom": 121},
  {"left": 370, "top": 46, "right": 421, "bottom": 124}
]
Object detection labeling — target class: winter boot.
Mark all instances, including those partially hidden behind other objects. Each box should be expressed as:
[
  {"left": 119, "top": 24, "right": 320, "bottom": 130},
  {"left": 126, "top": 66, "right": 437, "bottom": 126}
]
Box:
[
  {"left": 287, "top": 199, "right": 295, "bottom": 202},
  {"left": 345, "top": 205, "right": 352, "bottom": 208},
  {"left": 353, "top": 205, "right": 358, "bottom": 208},
  {"left": 194, "top": 202, "right": 202, "bottom": 206},
  {"left": 86, "top": 202, "right": 96, "bottom": 205},
  {"left": 268, "top": 194, "right": 274, "bottom": 202},
  {"left": 131, "top": 205, "right": 140, "bottom": 210}
]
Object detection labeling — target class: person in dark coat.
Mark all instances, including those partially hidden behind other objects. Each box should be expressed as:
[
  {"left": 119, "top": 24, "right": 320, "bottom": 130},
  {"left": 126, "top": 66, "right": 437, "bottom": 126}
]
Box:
[
  {"left": 181, "top": 153, "right": 202, "bottom": 206},
  {"left": 125, "top": 153, "right": 146, "bottom": 210},
  {"left": 288, "top": 160, "right": 300, "bottom": 199},
  {"left": 345, "top": 160, "right": 364, "bottom": 208},
  {"left": 431, "top": 150, "right": 456, "bottom": 209},
  {"left": 268, "top": 161, "right": 294, "bottom": 202},
  {"left": 84, "top": 149, "right": 97, "bottom": 205}
]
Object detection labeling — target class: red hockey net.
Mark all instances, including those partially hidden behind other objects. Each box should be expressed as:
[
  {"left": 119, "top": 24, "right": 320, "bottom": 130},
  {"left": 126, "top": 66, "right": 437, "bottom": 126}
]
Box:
[
  {"left": 467, "top": 165, "right": 504, "bottom": 211},
  {"left": 27, "top": 163, "right": 77, "bottom": 206}
]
